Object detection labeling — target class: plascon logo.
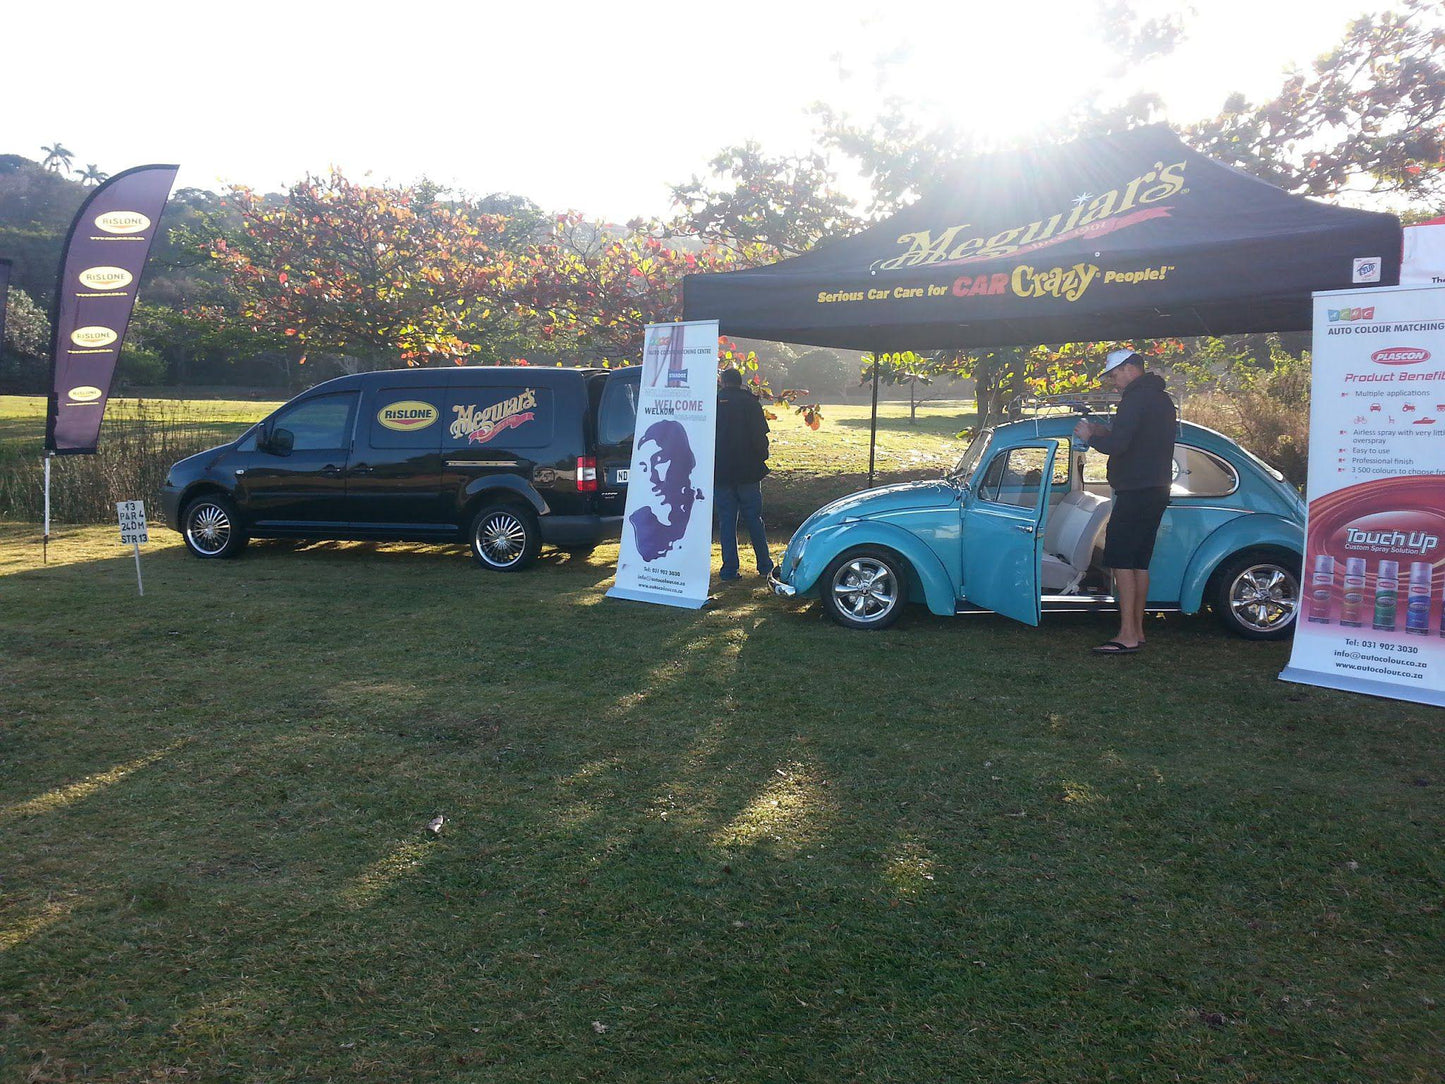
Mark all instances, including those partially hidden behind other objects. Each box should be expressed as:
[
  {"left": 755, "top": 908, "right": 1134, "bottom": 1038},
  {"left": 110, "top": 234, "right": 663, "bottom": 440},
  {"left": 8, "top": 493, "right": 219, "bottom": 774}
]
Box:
[
  {"left": 377, "top": 401, "right": 439, "bottom": 431},
  {"left": 68, "top": 386, "right": 103, "bottom": 403},
  {"left": 77, "top": 266, "right": 134, "bottom": 291},
  {"left": 70, "top": 326, "right": 118, "bottom": 347},
  {"left": 94, "top": 211, "right": 151, "bottom": 235},
  {"left": 1371, "top": 347, "right": 1430, "bottom": 365}
]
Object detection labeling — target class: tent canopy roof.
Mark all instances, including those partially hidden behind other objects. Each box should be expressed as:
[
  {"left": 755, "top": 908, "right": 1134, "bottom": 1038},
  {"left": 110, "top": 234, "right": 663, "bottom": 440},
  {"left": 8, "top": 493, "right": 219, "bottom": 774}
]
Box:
[{"left": 681, "top": 126, "right": 1401, "bottom": 352}]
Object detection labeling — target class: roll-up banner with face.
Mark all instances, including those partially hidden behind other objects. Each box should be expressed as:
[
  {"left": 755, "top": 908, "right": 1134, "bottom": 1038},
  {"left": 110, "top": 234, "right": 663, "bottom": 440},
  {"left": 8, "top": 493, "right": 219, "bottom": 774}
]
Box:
[
  {"left": 0, "top": 259, "right": 11, "bottom": 353},
  {"left": 608, "top": 320, "right": 719, "bottom": 609},
  {"left": 45, "top": 164, "right": 178, "bottom": 454},
  {"left": 1281, "top": 283, "right": 1445, "bottom": 707}
]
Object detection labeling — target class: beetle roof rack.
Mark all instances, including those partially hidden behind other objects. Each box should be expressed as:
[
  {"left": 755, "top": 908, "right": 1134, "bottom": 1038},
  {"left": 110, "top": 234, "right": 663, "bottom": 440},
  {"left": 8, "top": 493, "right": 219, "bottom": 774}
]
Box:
[{"left": 1005, "top": 392, "right": 1121, "bottom": 416}]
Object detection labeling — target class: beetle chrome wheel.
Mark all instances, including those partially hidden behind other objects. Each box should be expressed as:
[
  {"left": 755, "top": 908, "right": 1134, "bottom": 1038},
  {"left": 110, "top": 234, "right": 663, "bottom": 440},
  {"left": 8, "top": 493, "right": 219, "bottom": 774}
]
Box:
[
  {"left": 1227, "top": 562, "right": 1300, "bottom": 634},
  {"left": 185, "top": 501, "right": 232, "bottom": 556},
  {"left": 831, "top": 556, "right": 899, "bottom": 624},
  {"left": 473, "top": 508, "right": 530, "bottom": 569}
]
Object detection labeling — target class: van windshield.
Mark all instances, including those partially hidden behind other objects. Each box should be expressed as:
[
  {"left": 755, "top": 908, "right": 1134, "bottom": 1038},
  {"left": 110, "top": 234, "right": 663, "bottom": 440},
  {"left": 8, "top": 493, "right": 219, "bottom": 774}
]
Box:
[{"left": 598, "top": 375, "right": 639, "bottom": 444}]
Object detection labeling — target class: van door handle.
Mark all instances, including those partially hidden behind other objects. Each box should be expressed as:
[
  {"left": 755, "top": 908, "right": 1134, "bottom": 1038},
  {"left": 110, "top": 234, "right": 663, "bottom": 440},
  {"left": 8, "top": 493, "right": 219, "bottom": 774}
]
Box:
[
  {"left": 320, "top": 466, "right": 343, "bottom": 476},
  {"left": 350, "top": 465, "right": 374, "bottom": 475}
]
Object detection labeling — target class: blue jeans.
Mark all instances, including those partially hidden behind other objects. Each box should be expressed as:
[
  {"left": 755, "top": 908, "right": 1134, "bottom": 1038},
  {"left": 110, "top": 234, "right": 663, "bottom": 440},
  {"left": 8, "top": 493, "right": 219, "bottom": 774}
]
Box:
[{"left": 715, "top": 481, "right": 771, "bottom": 576}]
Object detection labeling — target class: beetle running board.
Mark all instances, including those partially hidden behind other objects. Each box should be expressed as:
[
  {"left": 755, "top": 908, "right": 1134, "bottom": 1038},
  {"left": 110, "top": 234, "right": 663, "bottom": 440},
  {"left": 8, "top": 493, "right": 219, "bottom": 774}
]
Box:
[{"left": 954, "top": 596, "right": 1182, "bottom": 616}]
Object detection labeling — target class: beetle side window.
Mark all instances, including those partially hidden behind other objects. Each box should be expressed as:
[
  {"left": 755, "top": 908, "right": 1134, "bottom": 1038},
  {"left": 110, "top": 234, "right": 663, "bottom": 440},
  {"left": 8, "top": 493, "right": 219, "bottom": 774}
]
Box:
[
  {"left": 1171, "top": 445, "right": 1238, "bottom": 498},
  {"left": 271, "top": 392, "right": 356, "bottom": 452},
  {"left": 977, "top": 447, "right": 1052, "bottom": 508}
]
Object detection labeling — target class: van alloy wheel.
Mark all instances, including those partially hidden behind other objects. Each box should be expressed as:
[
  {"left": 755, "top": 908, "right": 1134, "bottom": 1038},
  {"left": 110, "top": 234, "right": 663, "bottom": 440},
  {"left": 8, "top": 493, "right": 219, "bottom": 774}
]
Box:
[
  {"left": 470, "top": 505, "right": 540, "bottom": 571},
  {"left": 181, "top": 495, "right": 247, "bottom": 559}
]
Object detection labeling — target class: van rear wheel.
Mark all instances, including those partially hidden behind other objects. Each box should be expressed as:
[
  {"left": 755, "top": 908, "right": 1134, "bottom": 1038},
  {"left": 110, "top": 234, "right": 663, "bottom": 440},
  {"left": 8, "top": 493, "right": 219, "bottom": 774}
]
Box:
[{"left": 470, "top": 504, "right": 540, "bottom": 572}]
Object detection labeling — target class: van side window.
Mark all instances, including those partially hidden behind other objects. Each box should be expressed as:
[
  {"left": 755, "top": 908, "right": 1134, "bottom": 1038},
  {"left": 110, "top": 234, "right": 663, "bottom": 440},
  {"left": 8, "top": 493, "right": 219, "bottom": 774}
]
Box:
[
  {"left": 598, "top": 378, "right": 639, "bottom": 445},
  {"left": 272, "top": 392, "right": 356, "bottom": 452},
  {"left": 369, "top": 389, "right": 444, "bottom": 449},
  {"left": 443, "top": 385, "right": 554, "bottom": 449}
]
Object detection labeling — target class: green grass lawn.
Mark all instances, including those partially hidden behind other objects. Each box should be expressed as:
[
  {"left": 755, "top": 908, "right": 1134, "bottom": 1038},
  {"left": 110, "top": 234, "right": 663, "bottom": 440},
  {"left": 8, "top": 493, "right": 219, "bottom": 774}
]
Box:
[{"left": 1, "top": 525, "right": 1441, "bottom": 1082}]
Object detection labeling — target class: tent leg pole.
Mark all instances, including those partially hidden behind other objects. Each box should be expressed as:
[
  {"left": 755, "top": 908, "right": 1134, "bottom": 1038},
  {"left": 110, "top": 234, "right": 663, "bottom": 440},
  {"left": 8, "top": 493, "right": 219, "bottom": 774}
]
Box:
[
  {"left": 868, "top": 350, "right": 881, "bottom": 489},
  {"left": 43, "top": 454, "right": 51, "bottom": 565}
]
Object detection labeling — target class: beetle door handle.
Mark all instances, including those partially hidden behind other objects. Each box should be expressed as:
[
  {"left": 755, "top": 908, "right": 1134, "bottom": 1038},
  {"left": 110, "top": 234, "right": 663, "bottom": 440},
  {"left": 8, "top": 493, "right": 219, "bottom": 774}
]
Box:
[{"left": 1014, "top": 523, "right": 1035, "bottom": 534}]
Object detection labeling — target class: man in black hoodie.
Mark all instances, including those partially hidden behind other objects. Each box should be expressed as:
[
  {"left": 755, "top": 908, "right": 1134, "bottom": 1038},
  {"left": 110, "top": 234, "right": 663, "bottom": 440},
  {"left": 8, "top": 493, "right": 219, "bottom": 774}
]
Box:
[
  {"left": 1073, "top": 349, "right": 1177, "bottom": 654},
  {"left": 714, "top": 368, "right": 774, "bottom": 581}
]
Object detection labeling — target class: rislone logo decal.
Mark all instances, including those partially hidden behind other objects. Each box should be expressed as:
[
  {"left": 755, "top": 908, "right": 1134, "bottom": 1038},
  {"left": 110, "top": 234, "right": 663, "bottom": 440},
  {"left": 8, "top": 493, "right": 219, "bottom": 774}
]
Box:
[
  {"left": 77, "top": 266, "right": 134, "bottom": 291},
  {"left": 450, "top": 389, "right": 538, "bottom": 444},
  {"left": 94, "top": 211, "right": 152, "bottom": 235},
  {"left": 377, "top": 400, "right": 439, "bottom": 431},
  {"left": 70, "top": 326, "right": 118, "bottom": 347},
  {"left": 68, "top": 385, "right": 103, "bottom": 402},
  {"left": 873, "top": 160, "right": 1187, "bottom": 273}
]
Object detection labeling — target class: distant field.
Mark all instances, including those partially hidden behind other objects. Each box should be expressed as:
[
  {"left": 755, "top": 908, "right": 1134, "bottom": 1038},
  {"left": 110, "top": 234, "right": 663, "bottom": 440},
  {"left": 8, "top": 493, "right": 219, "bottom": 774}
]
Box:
[{"left": 0, "top": 394, "right": 977, "bottom": 529}]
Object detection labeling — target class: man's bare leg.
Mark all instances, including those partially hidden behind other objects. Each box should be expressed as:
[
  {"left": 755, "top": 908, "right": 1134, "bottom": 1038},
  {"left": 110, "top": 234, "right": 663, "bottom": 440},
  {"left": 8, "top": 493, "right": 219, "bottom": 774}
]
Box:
[{"left": 1112, "top": 569, "right": 1147, "bottom": 648}]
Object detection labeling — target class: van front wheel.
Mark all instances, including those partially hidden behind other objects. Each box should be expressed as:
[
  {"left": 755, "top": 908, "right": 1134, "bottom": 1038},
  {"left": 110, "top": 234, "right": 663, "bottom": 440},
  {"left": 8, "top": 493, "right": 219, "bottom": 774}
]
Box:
[
  {"left": 181, "top": 494, "right": 248, "bottom": 559},
  {"left": 470, "top": 504, "right": 540, "bottom": 571}
]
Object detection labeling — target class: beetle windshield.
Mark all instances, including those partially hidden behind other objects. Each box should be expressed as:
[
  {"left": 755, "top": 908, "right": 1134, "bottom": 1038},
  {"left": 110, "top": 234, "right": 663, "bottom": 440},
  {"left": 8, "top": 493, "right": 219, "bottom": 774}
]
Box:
[{"left": 948, "top": 428, "right": 992, "bottom": 485}]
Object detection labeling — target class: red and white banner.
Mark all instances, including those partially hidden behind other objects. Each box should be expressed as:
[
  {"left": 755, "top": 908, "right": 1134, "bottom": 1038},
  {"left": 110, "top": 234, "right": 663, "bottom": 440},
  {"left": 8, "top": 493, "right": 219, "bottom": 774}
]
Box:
[{"left": 1282, "top": 283, "right": 1445, "bottom": 706}]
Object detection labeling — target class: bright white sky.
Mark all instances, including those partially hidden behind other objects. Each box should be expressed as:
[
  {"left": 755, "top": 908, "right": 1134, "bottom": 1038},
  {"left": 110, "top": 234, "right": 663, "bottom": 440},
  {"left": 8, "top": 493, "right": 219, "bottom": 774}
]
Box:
[{"left": 9, "top": 0, "right": 1393, "bottom": 219}]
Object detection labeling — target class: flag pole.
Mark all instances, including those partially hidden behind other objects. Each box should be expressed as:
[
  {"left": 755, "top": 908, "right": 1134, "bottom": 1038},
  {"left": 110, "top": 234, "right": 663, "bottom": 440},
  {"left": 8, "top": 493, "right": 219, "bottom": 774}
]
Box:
[{"left": 42, "top": 453, "right": 51, "bottom": 564}]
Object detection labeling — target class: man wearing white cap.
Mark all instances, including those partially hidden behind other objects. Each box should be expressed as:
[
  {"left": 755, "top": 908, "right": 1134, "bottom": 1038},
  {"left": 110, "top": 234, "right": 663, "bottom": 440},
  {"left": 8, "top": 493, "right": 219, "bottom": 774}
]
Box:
[{"left": 1072, "top": 348, "right": 1177, "bottom": 654}]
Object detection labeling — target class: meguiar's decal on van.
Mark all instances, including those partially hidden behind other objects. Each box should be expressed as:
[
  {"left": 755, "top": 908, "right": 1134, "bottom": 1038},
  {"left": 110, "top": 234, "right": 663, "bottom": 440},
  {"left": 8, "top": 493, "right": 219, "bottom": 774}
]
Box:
[
  {"left": 450, "top": 388, "right": 538, "bottom": 445},
  {"left": 378, "top": 400, "right": 439, "bottom": 431}
]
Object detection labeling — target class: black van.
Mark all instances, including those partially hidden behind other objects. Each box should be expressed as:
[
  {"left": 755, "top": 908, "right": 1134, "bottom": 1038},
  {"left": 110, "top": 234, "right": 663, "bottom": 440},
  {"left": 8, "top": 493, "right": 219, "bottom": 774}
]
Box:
[{"left": 160, "top": 365, "right": 641, "bottom": 570}]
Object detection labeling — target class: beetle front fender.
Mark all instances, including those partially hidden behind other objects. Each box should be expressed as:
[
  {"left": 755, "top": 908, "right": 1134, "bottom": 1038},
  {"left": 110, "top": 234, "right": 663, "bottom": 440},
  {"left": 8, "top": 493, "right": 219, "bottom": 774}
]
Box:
[
  {"left": 1179, "top": 513, "right": 1304, "bottom": 614},
  {"left": 792, "top": 521, "right": 957, "bottom": 617}
]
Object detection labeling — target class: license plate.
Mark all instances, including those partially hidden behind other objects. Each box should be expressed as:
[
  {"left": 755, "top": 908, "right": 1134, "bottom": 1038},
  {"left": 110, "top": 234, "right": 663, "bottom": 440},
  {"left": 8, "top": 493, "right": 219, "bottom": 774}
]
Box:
[{"left": 611, "top": 468, "right": 630, "bottom": 485}]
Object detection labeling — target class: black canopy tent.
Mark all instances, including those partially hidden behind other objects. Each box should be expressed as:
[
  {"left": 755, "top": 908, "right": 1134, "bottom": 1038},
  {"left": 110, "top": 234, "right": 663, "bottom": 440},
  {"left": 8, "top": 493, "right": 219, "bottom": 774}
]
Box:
[{"left": 681, "top": 125, "right": 1402, "bottom": 483}]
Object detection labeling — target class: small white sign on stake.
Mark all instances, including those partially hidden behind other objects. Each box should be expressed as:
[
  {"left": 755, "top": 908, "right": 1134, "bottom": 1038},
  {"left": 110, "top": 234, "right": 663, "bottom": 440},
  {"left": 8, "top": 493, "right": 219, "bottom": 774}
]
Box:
[{"left": 117, "top": 500, "right": 148, "bottom": 595}]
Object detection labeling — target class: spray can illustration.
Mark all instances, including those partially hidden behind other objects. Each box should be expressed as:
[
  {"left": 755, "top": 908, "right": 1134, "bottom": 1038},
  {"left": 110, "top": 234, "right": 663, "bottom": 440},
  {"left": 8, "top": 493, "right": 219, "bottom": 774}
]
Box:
[
  {"left": 1340, "top": 557, "right": 1367, "bottom": 627},
  {"left": 1406, "top": 562, "right": 1432, "bottom": 635},
  {"left": 1372, "top": 560, "right": 1399, "bottom": 631},
  {"left": 1307, "top": 555, "right": 1335, "bottom": 623}
]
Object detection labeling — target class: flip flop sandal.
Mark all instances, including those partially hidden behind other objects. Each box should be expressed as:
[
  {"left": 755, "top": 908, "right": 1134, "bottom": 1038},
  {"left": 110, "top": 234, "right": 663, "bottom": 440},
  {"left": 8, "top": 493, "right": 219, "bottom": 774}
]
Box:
[{"left": 1092, "top": 640, "right": 1141, "bottom": 654}]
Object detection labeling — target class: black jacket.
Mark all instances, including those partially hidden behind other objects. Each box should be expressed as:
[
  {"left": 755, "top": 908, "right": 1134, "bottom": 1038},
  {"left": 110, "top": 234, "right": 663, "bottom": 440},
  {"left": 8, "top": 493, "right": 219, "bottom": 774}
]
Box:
[
  {"left": 714, "top": 385, "right": 770, "bottom": 486},
  {"left": 1087, "top": 372, "right": 1177, "bottom": 491}
]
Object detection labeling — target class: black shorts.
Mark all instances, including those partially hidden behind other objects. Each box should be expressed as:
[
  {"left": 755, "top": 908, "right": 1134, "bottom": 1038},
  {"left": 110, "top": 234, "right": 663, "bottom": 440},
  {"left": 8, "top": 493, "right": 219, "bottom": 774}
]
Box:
[{"left": 1102, "top": 487, "right": 1170, "bottom": 570}]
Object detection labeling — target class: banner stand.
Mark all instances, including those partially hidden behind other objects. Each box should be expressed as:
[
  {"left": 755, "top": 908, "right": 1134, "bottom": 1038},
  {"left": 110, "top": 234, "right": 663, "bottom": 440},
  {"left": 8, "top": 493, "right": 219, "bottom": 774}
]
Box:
[{"left": 42, "top": 454, "right": 51, "bottom": 564}]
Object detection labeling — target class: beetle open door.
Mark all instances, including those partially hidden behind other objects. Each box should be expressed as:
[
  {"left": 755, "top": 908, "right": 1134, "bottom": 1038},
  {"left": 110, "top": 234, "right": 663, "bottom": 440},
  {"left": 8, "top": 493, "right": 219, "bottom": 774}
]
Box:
[{"left": 960, "top": 440, "right": 1061, "bottom": 626}]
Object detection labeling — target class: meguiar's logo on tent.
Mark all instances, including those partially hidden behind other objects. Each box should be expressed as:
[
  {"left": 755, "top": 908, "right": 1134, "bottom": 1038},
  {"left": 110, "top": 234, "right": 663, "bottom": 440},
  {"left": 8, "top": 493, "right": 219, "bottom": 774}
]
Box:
[
  {"left": 377, "top": 400, "right": 439, "bottom": 431},
  {"left": 1328, "top": 306, "right": 1375, "bottom": 322},
  {"left": 874, "top": 160, "right": 1187, "bottom": 273},
  {"left": 70, "top": 326, "right": 118, "bottom": 347},
  {"left": 1372, "top": 347, "right": 1430, "bottom": 365},
  {"left": 450, "top": 388, "right": 538, "bottom": 444},
  {"left": 67, "top": 385, "right": 103, "bottom": 403},
  {"left": 77, "top": 266, "right": 134, "bottom": 291},
  {"left": 94, "top": 211, "right": 151, "bottom": 235}
]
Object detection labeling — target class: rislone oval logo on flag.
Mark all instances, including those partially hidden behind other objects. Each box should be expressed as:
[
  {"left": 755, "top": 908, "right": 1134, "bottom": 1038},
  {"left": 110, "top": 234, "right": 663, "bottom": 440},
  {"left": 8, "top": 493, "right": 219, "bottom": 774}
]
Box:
[
  {"left": 71, "top": 326, "right": 119, "bottom": 347},
  {"left": 1371, "top": 346, "right": 1430, "bottom": 365},
  {"left": 94, "top": 211, "right": 151, "bottom": 235},
  {"left": 78, "top": 266, "right": 134, "bottom": 291},
  {"left": 68, "top": 386, "right": 104, "bottom": 403},
  {"left": 378, "top": 401, "right": 439, "bottom": 431}
]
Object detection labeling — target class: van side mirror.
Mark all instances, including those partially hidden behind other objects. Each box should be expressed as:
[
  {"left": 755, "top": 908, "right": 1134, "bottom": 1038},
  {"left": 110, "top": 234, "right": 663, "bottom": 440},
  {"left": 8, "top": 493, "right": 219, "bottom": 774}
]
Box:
[{"left": 267, "top": 427, "right": 294, "bottom": 456}]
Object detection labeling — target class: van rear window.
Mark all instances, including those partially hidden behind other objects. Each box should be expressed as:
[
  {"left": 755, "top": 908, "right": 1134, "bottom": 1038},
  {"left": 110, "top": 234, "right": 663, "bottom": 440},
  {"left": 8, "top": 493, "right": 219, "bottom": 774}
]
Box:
[
  {"left": 598, "top": 378, "right": 638, "bottom": 444},
  {"left": 444, "top": 386, "right": 553, "bottom": 449}
]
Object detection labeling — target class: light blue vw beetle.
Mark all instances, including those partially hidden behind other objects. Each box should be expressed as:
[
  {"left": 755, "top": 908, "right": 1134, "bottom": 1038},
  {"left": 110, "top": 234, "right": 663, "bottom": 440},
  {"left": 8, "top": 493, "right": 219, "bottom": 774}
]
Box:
[{"left": 769, "top": 408, "right": 1306, "bottom": 639}]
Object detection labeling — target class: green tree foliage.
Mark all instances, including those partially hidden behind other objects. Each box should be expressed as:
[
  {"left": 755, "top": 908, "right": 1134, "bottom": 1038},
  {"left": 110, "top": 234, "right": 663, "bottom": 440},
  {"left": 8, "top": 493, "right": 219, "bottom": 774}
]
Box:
[
  {"left": 0, "top": 286, "right": 52, "bottom": 389},
  {"left": 1188, "top": 0, "right": 1445, "bottom": 206},
  {"left": 670, "top": 142, "right": 863, "bottom": 254},
  {"left": 211, "top": 170, "right": 508, "bottom": 368}
]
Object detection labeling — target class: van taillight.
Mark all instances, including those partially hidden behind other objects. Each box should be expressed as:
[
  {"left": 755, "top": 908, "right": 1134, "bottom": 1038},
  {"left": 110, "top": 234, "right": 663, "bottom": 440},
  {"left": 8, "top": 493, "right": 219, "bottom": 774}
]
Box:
[{"left": 576, "top": 456, "right": 598, "bottom": 492}]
